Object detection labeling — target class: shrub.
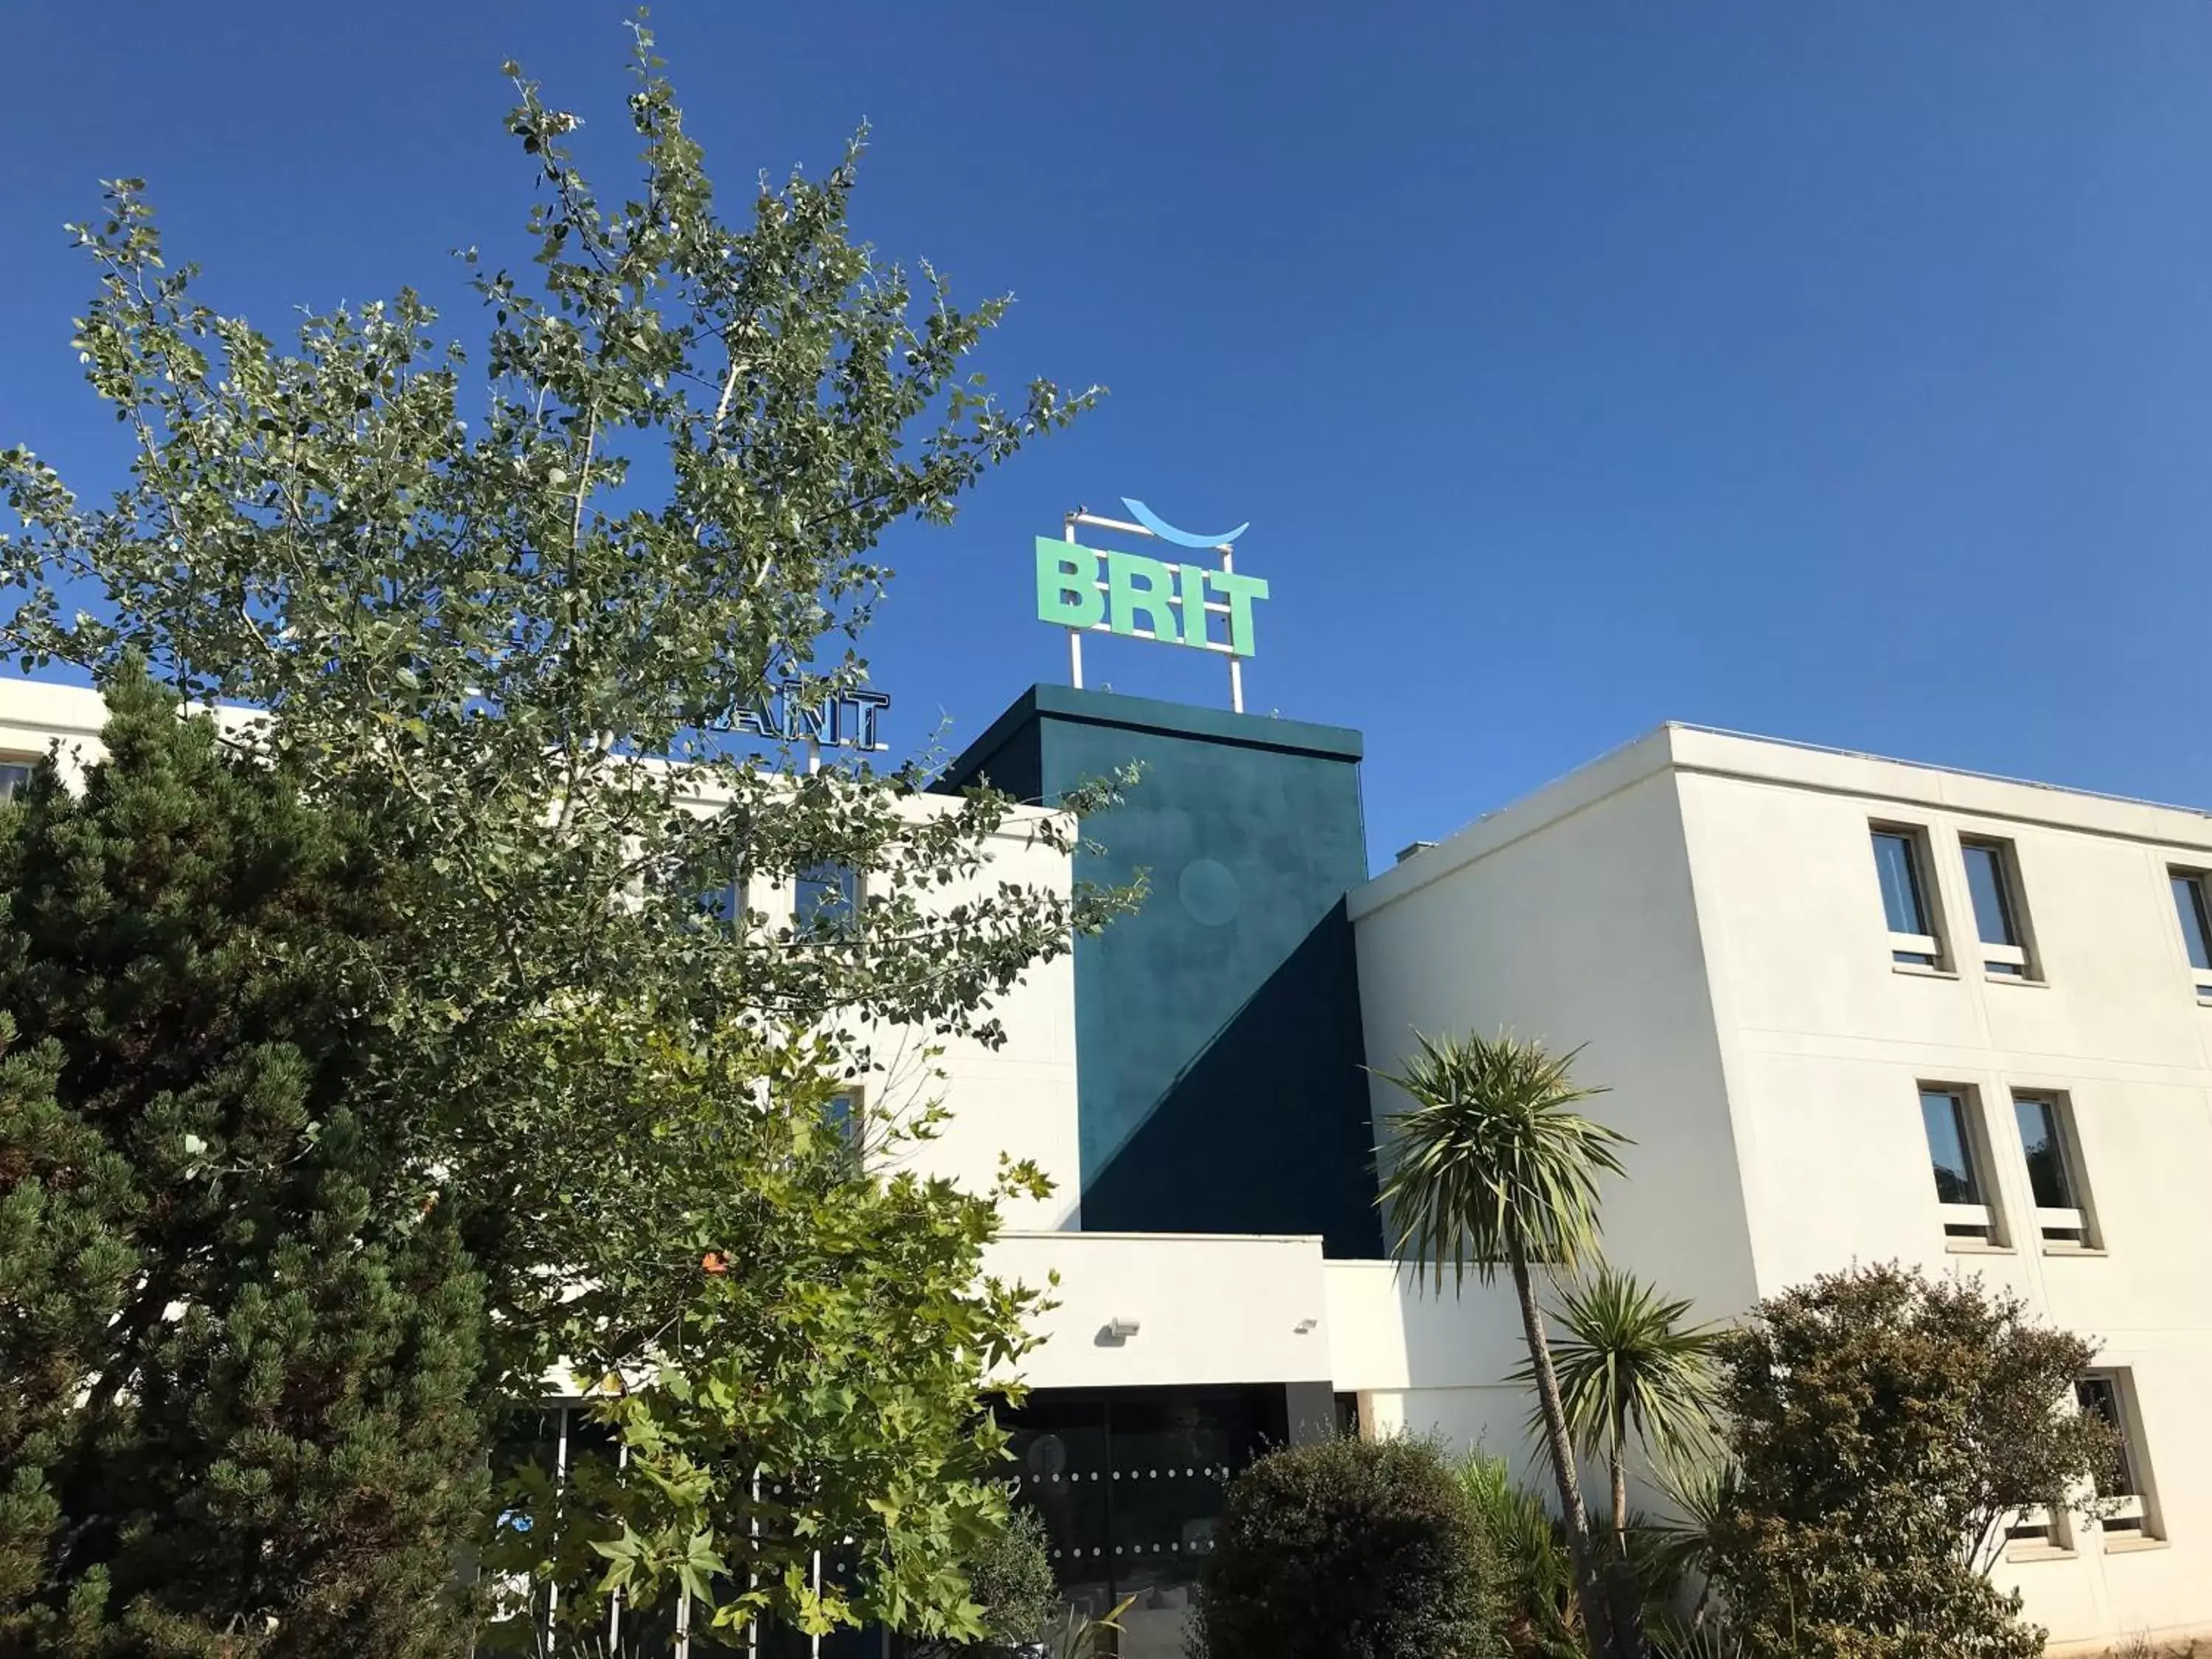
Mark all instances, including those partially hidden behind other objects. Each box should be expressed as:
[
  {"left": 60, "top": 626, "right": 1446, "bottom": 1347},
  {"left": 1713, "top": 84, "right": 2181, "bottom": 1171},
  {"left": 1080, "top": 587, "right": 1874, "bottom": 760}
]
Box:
[
  {"left": 910, "top": 1506, "right": 1060, "bottom": 1657},
  {"left": 1189, "top": 1436, "right": 1502, "bottom": 1659},
  {"left": 1705, "top": 1262, "right": 2121, "bottom": 1659}
]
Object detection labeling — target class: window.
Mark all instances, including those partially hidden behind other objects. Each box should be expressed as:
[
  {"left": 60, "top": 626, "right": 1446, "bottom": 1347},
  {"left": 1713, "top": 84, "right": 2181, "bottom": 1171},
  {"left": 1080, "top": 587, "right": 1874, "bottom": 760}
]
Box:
[
  {"left": 0, "top": 758, "right": 35, "bottom": 802},
  {"left": 2170, "top": 869, "right": 2212, "bottom": 1000},
  {"left": 1872, "top": 827, "right": 1944, "bottom": 967},
  {"left": 1961, "top": 838, "right": 2036, "bottom": 979},
  {"left": 1332, "top": 1392, "right": 1362, "bottom": 1439},
  {"left": 794, "top": 861, "right": 860, "bottom": 936},
  {"left": 2077, "top": 1373, "right": 2157, "bottom": 1540},
  {"left": 1000, "top": 1386, "right": 1288, "bottom": 1623},
  {"left": 2003, "top": 1505, "right": 2064, "bottom": 1554},
  {"left": 1920, "top": 1086, "right": 2000, "bottom": 1244},
  {"left": 700, "top": 872, "right": 746, "bottom": 928},
  {"left": 2013, "top": 1093, "right": 2094, "bottom": 1249},
  {"left": 824, "top": 1089, "right": 863, "bottom": 1175}
]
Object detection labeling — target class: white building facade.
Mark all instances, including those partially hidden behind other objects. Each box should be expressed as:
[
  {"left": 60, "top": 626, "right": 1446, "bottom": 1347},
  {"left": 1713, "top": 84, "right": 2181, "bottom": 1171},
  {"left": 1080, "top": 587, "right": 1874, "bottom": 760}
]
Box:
[
  {"left": 6, "top": 677, "right": 2208, "bottom": 1655},
  {"left": 1349, "top": 723, "right": 2212, "bottom": 1654},
  {"left": 975, "top": 712, "right": 2212, "bottom": 1655}
]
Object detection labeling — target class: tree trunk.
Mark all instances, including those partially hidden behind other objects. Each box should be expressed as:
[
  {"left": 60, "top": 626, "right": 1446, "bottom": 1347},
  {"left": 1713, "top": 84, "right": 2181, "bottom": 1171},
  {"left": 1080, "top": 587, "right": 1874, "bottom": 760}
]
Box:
[
  {"left": 1604, "top": 1436, "right": 1646, "bottom": 1659},
  {"left": 1610, "top": 1435, "right": 1629, "bottom": 1546},
  {"left": 1509, "top": 1248, "right": 1623, "bottom": 1659}
]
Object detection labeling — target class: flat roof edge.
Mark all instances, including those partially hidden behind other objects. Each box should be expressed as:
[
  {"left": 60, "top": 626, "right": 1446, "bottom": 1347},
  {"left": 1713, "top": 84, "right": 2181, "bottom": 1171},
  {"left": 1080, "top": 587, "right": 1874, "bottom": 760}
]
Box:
[
  {"left": 1664, "top": 721, "right": 2212, "bottom": 824},
  {"left": 1358, "top": 720, "right": 2212, "bottom": 921},
  {"left": 940, "top": 684, "right": 1363, "bottom": 791}
]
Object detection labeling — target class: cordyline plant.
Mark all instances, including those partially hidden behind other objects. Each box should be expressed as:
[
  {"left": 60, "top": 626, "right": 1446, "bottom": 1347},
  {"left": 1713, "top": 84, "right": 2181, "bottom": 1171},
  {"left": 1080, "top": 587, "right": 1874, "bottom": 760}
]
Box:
[
  {"left": 0, "top": 16, "right": 1123, "bottom": 1651},
  {"left": 1514, "top": 1267, "right": 1720, "bottom": 1551},
  {"left": 1374, "top": 1031, "right": 1641, "bottom": 1659}
]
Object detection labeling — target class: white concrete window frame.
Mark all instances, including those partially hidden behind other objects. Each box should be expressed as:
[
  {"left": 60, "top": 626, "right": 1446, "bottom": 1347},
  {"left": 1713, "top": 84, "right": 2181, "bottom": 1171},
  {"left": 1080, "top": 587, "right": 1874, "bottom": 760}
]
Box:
[
  {"left": 1917, "top": 1081, "right": 2009, "bottom": 1251},
  {"left": 2077, "top": 1370, "right": 2165, "bottom": 1550},
  {"left": 2006, "top": 1368, "right": 2161, "bottom": 1559},
  {"left": 2167, "top": 864, "right": 2212, "bottom": 1005},
  {"left": 794, "top": 858, "right": 864, "bottom": 937},
  {"left": 1956, "top": 832, "right": 2042, "bottom": 984},
  {"left": 824, "top": 1082, "right": 866, "bottom": 1174},
  {"left": 2008, "top": 1089, "right": 2100, "bottom": 1255},
  {"left": 2004, "top": 1500, "right": 2073, "bottom": 1562},
  {"left": 1871, "top": 821, "right": 1954, "bottom": 975},
  {"left": 0, "top": 751, "right": 40, "bottom": 802}
]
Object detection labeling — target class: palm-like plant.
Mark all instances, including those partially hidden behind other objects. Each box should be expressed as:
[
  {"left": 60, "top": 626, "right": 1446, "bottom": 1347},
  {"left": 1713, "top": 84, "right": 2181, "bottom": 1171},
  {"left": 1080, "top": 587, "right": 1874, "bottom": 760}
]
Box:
[
  {"left": 1376, "top": 1031, "right": 1632, "bottom": 1659},
  {"left": 1456, "top": 1451, "right": 1585, "bottom": 1659},
  {"left": 1637, "top": 1455, "right": 1739, "bottom": 1615},
  {"left": 1518, "top": 1267, "right": 1720, "bottom": 1550},
  {"left": 1045, "top": 1593, "right": 1135, "bottom": 1659}
]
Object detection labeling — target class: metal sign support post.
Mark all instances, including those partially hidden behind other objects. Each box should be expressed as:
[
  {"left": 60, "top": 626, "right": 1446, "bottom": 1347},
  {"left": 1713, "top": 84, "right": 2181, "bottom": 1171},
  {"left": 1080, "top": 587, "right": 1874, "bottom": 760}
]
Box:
[
  {"left": 1062, "top": 508, "right": 1247, "bottom": 714},
  {"left": 1064, "top": 515, "right": 1085, "bottom": 691},
  {"left": 1220, "top": 543, "right": 1245, "bottom": 715}
]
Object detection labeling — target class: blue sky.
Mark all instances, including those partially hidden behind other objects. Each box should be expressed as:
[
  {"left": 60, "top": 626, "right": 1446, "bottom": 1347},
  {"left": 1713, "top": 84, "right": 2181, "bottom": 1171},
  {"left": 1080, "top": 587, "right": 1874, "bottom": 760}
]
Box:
[{"left": 4, "top": 3, "right": 2211, "bottom": 867}]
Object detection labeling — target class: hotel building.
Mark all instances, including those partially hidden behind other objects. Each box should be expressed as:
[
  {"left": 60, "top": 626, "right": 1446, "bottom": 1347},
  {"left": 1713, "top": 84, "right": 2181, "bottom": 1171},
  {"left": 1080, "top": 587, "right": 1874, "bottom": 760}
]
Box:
[{"left": 4, "top": 678, "right": 2207, "bottom": 1658}]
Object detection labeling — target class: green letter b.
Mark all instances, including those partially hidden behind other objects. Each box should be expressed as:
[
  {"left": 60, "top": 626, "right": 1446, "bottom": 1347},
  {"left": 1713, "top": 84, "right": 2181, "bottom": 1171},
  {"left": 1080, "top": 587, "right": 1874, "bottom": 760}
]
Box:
[{"left": 1036, "top": 538, "right": 1105, "bottom": 629}]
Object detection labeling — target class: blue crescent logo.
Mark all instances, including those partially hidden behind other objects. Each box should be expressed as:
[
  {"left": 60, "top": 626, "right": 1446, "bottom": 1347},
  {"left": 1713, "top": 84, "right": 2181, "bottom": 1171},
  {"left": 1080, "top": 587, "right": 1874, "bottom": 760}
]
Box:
[{"left": 1121, "top": 497, "right": 1250, "bottom": 549}]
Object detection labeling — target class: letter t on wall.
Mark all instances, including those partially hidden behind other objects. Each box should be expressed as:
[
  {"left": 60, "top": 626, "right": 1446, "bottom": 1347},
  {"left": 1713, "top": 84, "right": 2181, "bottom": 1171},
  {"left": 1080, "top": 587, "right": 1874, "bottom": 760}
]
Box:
[{"left": 1207, "top": 569, "right": 1271, "bottom": 657}]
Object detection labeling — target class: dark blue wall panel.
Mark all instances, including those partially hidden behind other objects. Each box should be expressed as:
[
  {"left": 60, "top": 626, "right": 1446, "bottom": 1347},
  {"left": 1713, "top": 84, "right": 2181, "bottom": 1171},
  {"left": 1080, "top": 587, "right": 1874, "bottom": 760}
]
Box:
[{"left": 943, "top": 686, "right": 1380, "bottom": 1255}]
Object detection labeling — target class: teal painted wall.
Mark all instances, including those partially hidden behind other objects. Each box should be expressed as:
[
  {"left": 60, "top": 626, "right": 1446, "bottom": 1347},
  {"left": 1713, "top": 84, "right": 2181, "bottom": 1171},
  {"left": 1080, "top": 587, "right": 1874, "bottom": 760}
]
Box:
[{"left": 943, "top": 686, "right": 1381, "bottom": 1255}]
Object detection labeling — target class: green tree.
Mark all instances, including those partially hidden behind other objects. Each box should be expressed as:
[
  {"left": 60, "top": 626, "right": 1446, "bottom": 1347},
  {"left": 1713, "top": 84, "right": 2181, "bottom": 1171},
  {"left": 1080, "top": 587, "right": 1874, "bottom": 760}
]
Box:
[
  {"left": 0, "top": 669, "right": 488, "bottom": 1657},
  {"left": 908, "top": 1507, "right": 1058, "bottom": 1658},
  {"left": 0, "top": 18, "right": 1111, "bottom": 1649},
  {"left": 1190, "top": 1436, "right": 1503, "bottom": 1659},
  {"left": 1374, "top": 1032, "right": 1634, "bottom": 1659},
  {"left": 0, "top": 1019, "right": 89, "bottom": 1643},
  {"left": 1517, "top": 1269, "right": 1719, "bottom": 1551},
  {"left": 1705, "top": 1262, "right": 2121, "bottom": 1659},
  {"left": 478, "top": 1033, "right": 1060, "bottom": 1651}
]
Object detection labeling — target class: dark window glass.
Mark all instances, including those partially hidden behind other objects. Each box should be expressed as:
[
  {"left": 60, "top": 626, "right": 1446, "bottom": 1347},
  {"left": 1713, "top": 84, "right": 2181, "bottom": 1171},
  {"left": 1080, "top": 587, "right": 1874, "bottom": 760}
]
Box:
[
  {"left": 796, "top": 862, "right": 860, "bottom": 935},
  {"left": 1332, "top": 1393, "right": 1360, "bottom": 1438},
  {"left": 619, "top": 1590, "right": 681, "bottom": 1657},
  {"left": 1004, "top": 1396, "right": 1113, "bottom": 1619},
  {"left": 1921, "top": 1090, "right": 1980, "bottom": 1205},
  {"left": 2172, "top": 874, "right": 2212, "bottom": 975},
  {"left": 1962, "top": 844, "right": 2020, "bottom": 947},
  {"left": 1873, "top": 832, "right": 1929, "bottom": 936},
  {"left": 1001, "top": 1386, "right": 1288, "bottom": 1621},
  {"left": 825, "top": 1091, "right": 862, "bottom": 1175},
  {"left": 490, "top": 1407, "right": 632, "bottom": 1648},
  {"left": 2076, "top": 1377, "right": 2138, "bottom": 1495},
  {"left": 1109, "top": 1394, "right": 1231, "bottom": 1605},
  {"left": 2014, "top": 1097, "right": 2075, "bottom": 1211},
  {"left": 486, "top": 1409, "right": 565, "bottom": 1638},
  {"left": 0, "top": 762, "right": 32, "bottom": 802},
  {"left": 700, "top": 875, "right": 744, "bottom": 926}
]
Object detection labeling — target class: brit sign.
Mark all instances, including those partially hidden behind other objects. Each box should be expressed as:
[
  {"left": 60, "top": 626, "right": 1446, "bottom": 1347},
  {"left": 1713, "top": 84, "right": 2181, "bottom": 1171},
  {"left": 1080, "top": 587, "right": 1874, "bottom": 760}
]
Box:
[
  {"left": 1036, "top": 497, "right": 1268, "bottom": 655},
  {"left": 1034, "top": 538, "right": 1270, "bottom": 657}
]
